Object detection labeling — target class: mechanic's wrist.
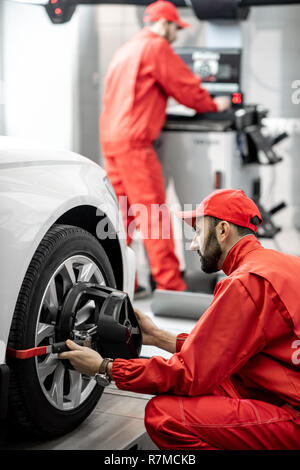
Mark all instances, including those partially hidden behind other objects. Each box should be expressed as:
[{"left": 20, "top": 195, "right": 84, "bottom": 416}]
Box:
[
  {"left": 92, "top": 357, "right": 103, "bottom": 376},
  {"left": 213, "top": 98, "right": 222, "bottom": 112},
  {"left": 153, "top": 329, "right": 177, "bottom": 353},
  {"left": 106, "top": 361, "right": 114, "bottom": 380},
  {"left": 97, "top": 357, "right": 114, "bottom": 380}
]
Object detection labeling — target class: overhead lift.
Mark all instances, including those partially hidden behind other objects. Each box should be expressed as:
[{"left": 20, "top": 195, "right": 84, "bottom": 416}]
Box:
[{"left": 38, "top": 0, "right": 300, "bottom": 25}]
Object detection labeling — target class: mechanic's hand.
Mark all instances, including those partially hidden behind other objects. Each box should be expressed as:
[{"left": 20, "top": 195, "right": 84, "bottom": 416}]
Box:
[
  {"left": 134, "top": 308, "right": 161, "bottom": 346},
  {"left": 59, "top": 339, "right": 103, "bottom": 376},
  {"left": 213, "top": 96, "right": 231, "bottom": 112}
]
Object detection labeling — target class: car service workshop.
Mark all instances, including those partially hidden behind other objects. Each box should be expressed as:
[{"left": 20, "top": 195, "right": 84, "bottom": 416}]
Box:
[{"left": 0, "top": 0, "right": 300, "bottom": 456}]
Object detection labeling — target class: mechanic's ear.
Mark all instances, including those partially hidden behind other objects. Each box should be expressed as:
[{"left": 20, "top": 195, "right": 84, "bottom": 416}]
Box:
[{"left": 217, "top": 221, "right": 230, "bottom": 242}]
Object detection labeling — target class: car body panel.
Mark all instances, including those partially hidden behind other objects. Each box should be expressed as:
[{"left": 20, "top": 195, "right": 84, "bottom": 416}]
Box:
[{"left": 0, "top": 137, "right": 135, "bottom": 364}]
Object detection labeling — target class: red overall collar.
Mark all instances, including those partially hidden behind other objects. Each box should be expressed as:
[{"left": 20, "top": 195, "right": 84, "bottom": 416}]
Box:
[{"left": 222, "top": 235, "right": 262, "bottom": 276}]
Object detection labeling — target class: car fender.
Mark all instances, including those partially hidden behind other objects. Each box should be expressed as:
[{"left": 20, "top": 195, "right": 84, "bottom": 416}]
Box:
[{"left": 0, "top": 153, "right": 134, "bottom": 363}]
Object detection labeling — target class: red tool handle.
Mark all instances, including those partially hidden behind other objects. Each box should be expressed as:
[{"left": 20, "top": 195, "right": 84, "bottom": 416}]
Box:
[
  {"left": 6, "top": 340, "right": 85, "bottom": 359},
  {"left": 6, "top": 346, "right": 48, "bottom": 359}
]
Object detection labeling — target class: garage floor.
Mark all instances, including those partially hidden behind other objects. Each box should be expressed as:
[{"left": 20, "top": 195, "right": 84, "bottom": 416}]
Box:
[{"left": 2, "top": 383, "right": 157, "bottom": 450}]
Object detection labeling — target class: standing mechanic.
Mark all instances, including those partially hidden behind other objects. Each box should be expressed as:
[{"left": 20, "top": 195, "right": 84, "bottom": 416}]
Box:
[
  {"left": 100, "top": 0, "right": 230, "bottom": 293},
  {"left": 61, "top": 189, "right": 300, "bottom": 450}
]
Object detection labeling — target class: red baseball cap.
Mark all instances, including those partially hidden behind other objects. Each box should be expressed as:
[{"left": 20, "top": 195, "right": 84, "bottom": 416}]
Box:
[
  {"left": 177, "top": 189, "right": 263, "bottom": 233},
  {"left": 143, "top": 1, "right": 190, "bottom": 29}
]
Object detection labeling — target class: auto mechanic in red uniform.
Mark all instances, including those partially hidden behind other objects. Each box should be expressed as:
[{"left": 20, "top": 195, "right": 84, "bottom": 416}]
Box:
[
  {"left": 100, "top": 0, "right": 230, "bottom": 292},
  {"left": 61, "top": 189, "right": 300, "bottom": 450}
]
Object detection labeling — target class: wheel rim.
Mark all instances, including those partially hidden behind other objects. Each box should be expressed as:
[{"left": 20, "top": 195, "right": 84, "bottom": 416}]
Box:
[{"left": 35, "top": 255, "right": 106, "bottom": 411}]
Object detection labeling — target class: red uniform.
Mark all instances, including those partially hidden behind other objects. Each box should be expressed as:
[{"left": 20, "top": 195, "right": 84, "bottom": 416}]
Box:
[
  {"left": 100, "top": 28, "right": 217, "bottom": 291},
  {"left": 112, "top": 236, "right": 300, "bottom": 449}
]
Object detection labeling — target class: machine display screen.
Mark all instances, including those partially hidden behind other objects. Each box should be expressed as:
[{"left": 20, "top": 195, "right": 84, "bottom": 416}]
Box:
[
  {"left": 174, "top": 47, "right": 242, "bottom": 94},
  {"left": 167, "top": 47, "right": 243, "bottom": 115},
  {"left": 218, "top": 64, "right": 232, "bottom": 80}
]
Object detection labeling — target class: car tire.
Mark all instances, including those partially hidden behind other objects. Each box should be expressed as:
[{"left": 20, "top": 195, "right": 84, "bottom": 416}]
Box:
[{"left": 7, "top": 224, "right": 116, "bottom": 438}]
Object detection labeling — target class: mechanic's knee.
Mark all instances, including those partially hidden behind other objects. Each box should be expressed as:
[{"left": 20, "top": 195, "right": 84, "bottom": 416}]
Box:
[
  {"left": 145, "top": 395, "right": 194, "bottom": 450},
  {"left": 145, "top": 395, "right": 180, "bottom": 435},
  {"left": 145, "top": 396, "right": 159, "bottom": 434},
  {"left": 145, "top": 396, "right": 167, "bottom": 435}
]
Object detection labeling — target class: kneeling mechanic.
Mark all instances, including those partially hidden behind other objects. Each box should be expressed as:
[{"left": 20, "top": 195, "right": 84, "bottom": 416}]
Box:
[{"left": 60, "top": 189, "right": 300, "bottom": 450}]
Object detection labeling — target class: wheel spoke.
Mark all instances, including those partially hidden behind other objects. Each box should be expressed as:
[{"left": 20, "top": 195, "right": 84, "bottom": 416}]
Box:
[
  {"left": 62, "top": 259, "right": 76, "bottom": 285},
  {"left": 36, "top": 323, "right": 55, "bottom": 346},
  {"left": 58, "top": 259, "right": 77, "bottom": 298},
  {"left": 66, "top": 370, "right": 83, "bottom": 407},
  {"left": 44, "top": 278, "right": 59, "bottom": 316},
  {"left": 77, "top": 262, "right": 99, "bottom": 283},
  {"left": 38, "top": 354, "right": 59, "bottom": 383},
  {"left": 49, "top": 362, "right": 65, "bottom": 409}
]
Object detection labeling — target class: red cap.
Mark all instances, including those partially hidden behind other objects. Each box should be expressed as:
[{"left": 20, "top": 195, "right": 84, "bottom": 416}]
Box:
[
  {"left": 143, "top": 1, "right": 190, "bottom": 29},
  {"left": 177, "top": 189, "right": 263, "bottom": 233}
]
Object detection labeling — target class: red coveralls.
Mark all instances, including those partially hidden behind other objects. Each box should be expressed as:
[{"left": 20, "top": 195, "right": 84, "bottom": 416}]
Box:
[
  {"left": 112, "top": 236, "right": 300, "bottom": 449},
  {"left": 100, "top": 28, "right": 217, "bottom": 291}
]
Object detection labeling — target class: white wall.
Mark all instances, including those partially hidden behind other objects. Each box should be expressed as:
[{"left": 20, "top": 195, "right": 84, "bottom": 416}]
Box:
[
  {"left": 241, "top": 5, "right": 300, "bottom": 229},
  {"left": 2, "top": 2, "right": 300, "bottom": 229},
  {"left": 0, "top": 0, "right": 5, "bottom": 135},
  {"left": 2, "top": 0, "right": 79, "bottom": 151}
]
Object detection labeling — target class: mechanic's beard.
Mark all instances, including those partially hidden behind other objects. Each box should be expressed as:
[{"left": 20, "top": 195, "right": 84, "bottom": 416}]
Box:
[{"left": 198, "top": 229, "right": 222, "bottom": 274}]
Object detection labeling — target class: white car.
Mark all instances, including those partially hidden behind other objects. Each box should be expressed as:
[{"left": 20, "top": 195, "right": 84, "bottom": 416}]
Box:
[{"left": 0, "top": 136, "right": 136, "bottom": 438}]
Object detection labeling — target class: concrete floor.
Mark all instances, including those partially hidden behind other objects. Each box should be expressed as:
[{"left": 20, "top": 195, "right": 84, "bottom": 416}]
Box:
[{"left": 2, "top": 384, "right": 157, "bottom": 450}]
